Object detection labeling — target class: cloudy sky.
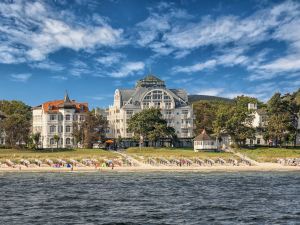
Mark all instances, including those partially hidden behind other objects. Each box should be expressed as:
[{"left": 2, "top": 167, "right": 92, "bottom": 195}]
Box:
[{"left": 0, "top": 0, "right": 300, "bottom": 108}]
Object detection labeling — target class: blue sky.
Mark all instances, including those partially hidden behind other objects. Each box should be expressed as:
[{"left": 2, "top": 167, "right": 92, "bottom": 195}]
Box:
[{"left": 0, "top": 0, "right": 300, "bottom": 108}]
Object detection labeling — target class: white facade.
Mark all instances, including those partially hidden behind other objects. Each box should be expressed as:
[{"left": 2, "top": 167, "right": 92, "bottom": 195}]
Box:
[
  {"left": 246, "top": 106, "right": 268, "bottom": 145},
  {"left": 0, "top": 112, "right": 5, "bottom": 145},
  {"left": 32, "top": 94, "right": 88, "bottom": 148},
  {"left": 107, "top": 75, "right": 194, "bottom": 140}
]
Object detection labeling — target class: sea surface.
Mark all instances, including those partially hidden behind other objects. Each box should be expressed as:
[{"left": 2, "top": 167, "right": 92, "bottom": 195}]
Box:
[{"left": 0, "top": 172, "right": 299, "bottom": 225}]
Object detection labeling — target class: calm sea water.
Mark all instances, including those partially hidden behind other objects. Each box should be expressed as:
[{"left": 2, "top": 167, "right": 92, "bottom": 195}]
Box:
[{"left": 0, "top": 172, "right": 299, "bottom": 225}]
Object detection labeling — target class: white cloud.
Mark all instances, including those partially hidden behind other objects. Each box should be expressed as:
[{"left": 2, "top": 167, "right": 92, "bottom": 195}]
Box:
[
  {"left": 30, "top": 60, "right": 65, "bottom": 71},
  {"left": 10, "top": 73, "right": 32, "bottom": 82},
  {"left": 69, "top": 60, "right": 91, "bottom": 77},
  {"left": 133, "top": 0, "right": 300, "bottom": 68},
  {"left": 173, "top": 78, "right": 194, "bottom": 84},
  {"left": 196, "top": 88, "right": 224, "bottom": 96},
  {"left": 111, "top": 62, "right": 145, "bottom": 78},
  {"left": 0, "top": 1, "right": 123, "bottom": 64},
  {"left": 164, "top": 1, "right": 299, "bottom": 50},
  {"left": 96, "top": 52, "right": 125, "bottom": 66},
  {"left": 134, "top": 4, "right": 192, "bottom": 56},
  {"left": 173, "top": 60, "right": 217, "bottom": 73},
  {"left": 259, "top": 56, "right": 300, "bottom": 73}
]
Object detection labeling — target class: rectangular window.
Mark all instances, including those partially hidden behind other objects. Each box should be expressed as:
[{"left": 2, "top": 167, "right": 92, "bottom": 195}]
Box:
[
  {"left": 80, "top": 115, "right": 85, "bottom": 121},
  {"left": 257, "top": 138, "right": 261, "bottom": 144},
  {"left": 66, "top": 126, "right": 71, "bottom": 133},
  {"left": 58, "top": 126, "right": 63, "bottom": 133},
  {"left": 143, "top": 102, "right": 150, "bottom": 108},
  {"left": 50, "top": 126, "right": 56, "bottom": 133},
  {"left": 181, "top": 128, "right": 188, "bottom": 133},
  {"left": 165, "top": 102, "right": 171, "bottom": 108},
  {"left": 50, "top": 115, "right": 56, "bottom": 121}
]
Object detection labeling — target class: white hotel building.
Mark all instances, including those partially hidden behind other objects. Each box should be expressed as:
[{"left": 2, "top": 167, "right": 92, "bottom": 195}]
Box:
[
  {"left": 32, "top": 93, "right": 88, "bottom": 148},
  {"left": 107, "top": 75, "right": 194, "bottom": 146}
]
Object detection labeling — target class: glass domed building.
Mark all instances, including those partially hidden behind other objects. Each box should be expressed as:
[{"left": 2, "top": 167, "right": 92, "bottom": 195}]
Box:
[{"left": 108, "top": 75, "right": 194, "bottom": 147}]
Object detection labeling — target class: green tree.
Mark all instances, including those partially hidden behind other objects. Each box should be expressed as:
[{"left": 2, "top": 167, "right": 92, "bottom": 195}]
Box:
[
  {"left": 0, "top": 100, "right": 31, "bottom": 148},
  {"left": 2, "top": 114, "right": 31, "bottom": 148},
  {"left": 266, "top": 92, "right": 299, "bottom": 147},
  {"left": 72, "top": 121, "right": 84, "bottom": 147},
  {"left": 193, "top": 100, "right": 234, "bottom": 135},
  {"left": 53, "top": 134, "right": 60, "bottom": 149},
  {"left": 213, "top": 96, "right": 257, "bottom": 147},
  {"left": 80, "top": 112, "right": 108, "bottom": 148},
  {"left": 128, "top": 108, "right": 175, "bottom": 147},
  {"left": 29, "top": 132, "right": 41, "bottom": 149}
]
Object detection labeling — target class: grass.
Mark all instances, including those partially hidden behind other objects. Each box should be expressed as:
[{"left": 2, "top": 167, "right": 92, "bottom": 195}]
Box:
[
  {"left": 0, "top": 148, "right": 118, "bottom": 162},
  {"left": 126, "top": 147, "right": 236, "bottom": 160},
  {"left": 238, "top": 147, "right": 300, "bottom": 162}
]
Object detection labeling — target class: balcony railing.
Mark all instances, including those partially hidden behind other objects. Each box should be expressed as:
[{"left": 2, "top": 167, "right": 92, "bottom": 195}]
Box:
[
  {"left": 181, "top": 124, "right": 192, "bottom": 129},
  {"left": 181, "top": 114, "right": 192, "bottom": 119},
  {"left": 163, "top": 115, "right": 174, "bottom": 119}
]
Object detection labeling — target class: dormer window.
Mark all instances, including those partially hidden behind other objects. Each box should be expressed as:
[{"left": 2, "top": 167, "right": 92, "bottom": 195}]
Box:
[{"left": 80, "top": 105, "right": 84, "bottom": 111}]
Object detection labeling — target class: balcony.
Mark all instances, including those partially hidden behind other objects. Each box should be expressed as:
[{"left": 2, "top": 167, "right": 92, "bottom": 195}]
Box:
[
  {"left": 181, "top": 124, "right": 192, "bottom": 129},
  {"left": 163, "top": 114, "right": 174, "bottom": 119},
  {"left": 181, "top": 113, "right": 192, "bottom": 119}
]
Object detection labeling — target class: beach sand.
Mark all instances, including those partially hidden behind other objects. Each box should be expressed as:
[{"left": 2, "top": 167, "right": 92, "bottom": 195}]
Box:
[{"left": 0, "top": 163, "right": 299, "bottom": 173}]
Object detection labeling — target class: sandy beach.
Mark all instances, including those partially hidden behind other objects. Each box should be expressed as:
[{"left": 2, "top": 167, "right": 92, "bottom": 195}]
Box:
[{"left": 1, "top": 163, "right": 300, "bottom": 173}]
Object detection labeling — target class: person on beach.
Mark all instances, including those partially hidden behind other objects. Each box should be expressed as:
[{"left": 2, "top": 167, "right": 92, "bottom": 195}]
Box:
[{"left": 111, "top": 163, "right": 114, "bottom": 170}]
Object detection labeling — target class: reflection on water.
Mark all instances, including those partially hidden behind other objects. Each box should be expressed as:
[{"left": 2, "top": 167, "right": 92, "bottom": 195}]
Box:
[{"left": 0, "top": 172, "right": 299, "bottom": 224}]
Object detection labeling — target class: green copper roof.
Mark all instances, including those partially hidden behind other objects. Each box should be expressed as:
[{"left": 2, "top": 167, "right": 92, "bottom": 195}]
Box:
[{"left": 136, "top": 74, "right": 165, "bottom": 88}]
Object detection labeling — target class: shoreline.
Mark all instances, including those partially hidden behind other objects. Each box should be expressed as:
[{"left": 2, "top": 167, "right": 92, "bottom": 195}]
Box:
[{"left": 1, "top": 163, "right": 300, "bottom": 173}]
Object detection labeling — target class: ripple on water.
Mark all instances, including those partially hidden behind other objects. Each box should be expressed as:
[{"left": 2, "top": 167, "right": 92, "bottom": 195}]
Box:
[{"left": 0, "top": 172, "right": 299, "bottom": 225}]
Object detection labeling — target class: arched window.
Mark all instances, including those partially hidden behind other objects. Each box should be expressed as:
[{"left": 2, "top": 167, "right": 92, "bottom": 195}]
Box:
[
  {"left": 66, "top": 138, "right": 71, "bottom": 145},
  {"left": 141, "top": 90, "right": 174, "bottom": 109},
  {"left": 65, "top": 114, "right": 71, "bottom": 120},
  {"left": 66, "top": 125, "right": 71, "bottom": 133}
]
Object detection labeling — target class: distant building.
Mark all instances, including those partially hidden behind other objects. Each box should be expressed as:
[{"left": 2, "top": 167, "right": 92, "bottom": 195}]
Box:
[
  {"left": 0, "top": 111, "right": 6, "bottom": 145},
  {"left": 107, "top": 75, "right": 194, "bottom": 147},
  {"left": 32, "top": 93, "right": 88, "bottom": 148},
  {"left": 246, "top": 103, "right": 268, "bottom": 146},
  {"left": 194, "top": 129, "right": 218, "bottom": 151}
]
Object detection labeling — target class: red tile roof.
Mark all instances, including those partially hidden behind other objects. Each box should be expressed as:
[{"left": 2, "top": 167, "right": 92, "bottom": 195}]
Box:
[{"left": 42, "top": 100, "right": 88, "bottom": 113}]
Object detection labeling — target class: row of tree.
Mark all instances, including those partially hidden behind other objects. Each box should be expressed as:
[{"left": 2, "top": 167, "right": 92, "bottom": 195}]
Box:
[{"left": 193, "top": 89, "right": 300, "bottom": 147}]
